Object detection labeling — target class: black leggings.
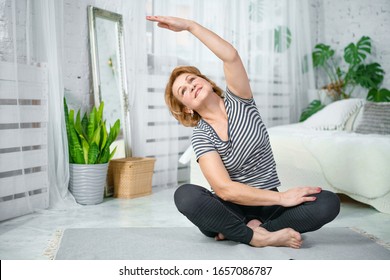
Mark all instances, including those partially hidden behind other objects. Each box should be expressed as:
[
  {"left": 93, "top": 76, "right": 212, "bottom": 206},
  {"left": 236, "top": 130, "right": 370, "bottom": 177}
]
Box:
[{"left": 174, "top": 184, "right": 340, "bottom": 245}]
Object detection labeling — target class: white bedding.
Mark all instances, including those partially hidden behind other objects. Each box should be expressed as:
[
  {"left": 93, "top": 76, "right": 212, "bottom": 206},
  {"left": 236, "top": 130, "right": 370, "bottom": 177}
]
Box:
[{"left": 268, "top": 123, "right": 390, "bottom": 214}]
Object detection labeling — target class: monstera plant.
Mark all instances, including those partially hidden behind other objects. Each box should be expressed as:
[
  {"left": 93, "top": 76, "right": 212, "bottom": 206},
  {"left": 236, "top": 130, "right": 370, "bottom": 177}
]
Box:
[
  {"left": 300, "top": 36, "right": 390, "bottom": 121},
  {"left": 64, "top": 98, "right": 120, "bottom": 205}
]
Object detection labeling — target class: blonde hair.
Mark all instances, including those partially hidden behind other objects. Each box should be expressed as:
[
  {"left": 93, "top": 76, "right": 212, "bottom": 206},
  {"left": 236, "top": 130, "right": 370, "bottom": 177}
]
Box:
[{"left": 165, "top": 66, "right": 223, "bottom": 127}]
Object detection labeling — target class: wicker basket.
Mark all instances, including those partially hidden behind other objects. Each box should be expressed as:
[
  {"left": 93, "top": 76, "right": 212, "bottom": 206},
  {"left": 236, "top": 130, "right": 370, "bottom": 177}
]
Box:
[{"left": 108, "top": 157, "right": 156, "bottom": 199}]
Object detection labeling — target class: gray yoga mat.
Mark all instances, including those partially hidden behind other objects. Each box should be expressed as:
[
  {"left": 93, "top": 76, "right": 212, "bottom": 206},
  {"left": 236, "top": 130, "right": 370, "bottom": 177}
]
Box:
[{"left": 54, "top": 227, "right": 390, "bottom": 260}]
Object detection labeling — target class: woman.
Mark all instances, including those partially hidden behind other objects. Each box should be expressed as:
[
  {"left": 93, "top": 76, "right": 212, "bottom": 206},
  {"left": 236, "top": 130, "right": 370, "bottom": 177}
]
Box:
[{"left": 146, "top": 15, "right": 340, "bottom": 248}]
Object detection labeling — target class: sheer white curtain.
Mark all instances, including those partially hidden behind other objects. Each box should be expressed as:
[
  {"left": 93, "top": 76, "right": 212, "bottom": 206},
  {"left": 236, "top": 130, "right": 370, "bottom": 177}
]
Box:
[
  {"left": 0, "top": 0, "right": 75, "bottom": 221},
  {"left": 38, "top": 0, "right": 77, "bottom": 209},
  {"left": 274, "top": 0, "right": 315, "bottom": 124},
  {"left": 1, "top": 0, "right": 35, "bottom": 221},
  {"left": 0, "top": 0, "right": 48, "bottom": 220}
]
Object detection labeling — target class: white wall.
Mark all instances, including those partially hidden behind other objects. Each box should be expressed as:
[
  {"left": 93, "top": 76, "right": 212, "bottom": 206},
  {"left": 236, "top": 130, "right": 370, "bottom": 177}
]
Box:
[{"left": 309, "top": 0, "right": 390, "bottom": 90}]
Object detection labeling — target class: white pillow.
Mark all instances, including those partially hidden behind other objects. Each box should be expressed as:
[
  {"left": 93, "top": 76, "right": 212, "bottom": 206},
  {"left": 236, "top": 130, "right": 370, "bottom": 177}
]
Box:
[
  {"left": 179, "top": 145, "right": 193, "bottom": 164},
  {"left": 303, "top": 98, "right": 365, "bottom": 130},
  {"left": 344, "top": 106, "right": 362, "bottom": 132}
]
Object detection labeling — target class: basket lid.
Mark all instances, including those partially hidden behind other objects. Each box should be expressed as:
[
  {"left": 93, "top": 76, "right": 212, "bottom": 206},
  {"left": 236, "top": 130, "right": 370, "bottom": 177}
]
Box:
[{"left": 110, "top": 157, "right": 156, "bottom": 164}]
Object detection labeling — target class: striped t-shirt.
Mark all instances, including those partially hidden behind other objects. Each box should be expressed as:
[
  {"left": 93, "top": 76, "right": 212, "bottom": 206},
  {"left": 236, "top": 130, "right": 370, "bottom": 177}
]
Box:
[{"left": 191, "top": 88, "right": 280, "bottom": 190}]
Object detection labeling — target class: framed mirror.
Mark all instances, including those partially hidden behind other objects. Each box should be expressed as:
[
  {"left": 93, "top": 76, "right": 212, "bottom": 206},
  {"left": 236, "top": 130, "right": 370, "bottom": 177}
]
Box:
[{"left": 88, "top": 6, "right": 131, "bottom": 158}]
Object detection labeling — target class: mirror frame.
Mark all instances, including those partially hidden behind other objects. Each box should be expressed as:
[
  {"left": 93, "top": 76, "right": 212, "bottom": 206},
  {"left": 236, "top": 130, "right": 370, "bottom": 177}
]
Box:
[{"left": 87, "top": 6, "right": 131, "bottom": 157}]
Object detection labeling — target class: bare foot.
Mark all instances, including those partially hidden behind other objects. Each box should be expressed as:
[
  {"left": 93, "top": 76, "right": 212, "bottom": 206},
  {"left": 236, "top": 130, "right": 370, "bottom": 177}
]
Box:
[
  {"left": 250, "top": 227, "right": 302, "bottom": 249},
  {"left": 247, "top": 219, "right": 262, "bottom": 230},
  {"left": 215, "top": 233, "right": 225, "bottom": 241},
  {"left": 215, "top": 219, "right": 262, "bottom": 241}
]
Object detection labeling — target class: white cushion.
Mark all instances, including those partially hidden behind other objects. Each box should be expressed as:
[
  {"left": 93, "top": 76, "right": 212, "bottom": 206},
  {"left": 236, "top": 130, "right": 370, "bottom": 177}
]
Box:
[
  {"left": 179, "top": 145, "right": 212, "bottom": 191},
  {"left": 179, "top": 145, "right": 193, "bottom": 164},
  {"left": 303, "top": 98, "right": 365, "bottom": 130},
  {"left": 344, "top": 106, "right": 363, "bottom": 132}
]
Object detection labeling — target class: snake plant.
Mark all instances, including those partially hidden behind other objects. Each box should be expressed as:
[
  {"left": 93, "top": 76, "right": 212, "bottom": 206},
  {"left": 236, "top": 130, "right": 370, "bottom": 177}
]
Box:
[{"left": 64, "top": 98, "right": 120, "bottom": 164}]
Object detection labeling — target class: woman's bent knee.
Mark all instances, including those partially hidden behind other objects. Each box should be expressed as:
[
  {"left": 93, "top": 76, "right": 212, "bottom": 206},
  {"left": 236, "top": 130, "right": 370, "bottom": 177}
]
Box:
[
  {"left": 316, "top": 190, "right": 341, "bottom": 223},
  {"left": 174, "top": 184, "right": 210, "bottom": 215}
]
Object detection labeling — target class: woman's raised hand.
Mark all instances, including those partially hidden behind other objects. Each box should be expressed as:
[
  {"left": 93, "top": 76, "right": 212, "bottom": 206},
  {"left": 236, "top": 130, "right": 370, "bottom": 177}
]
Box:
[{"left": 146, "top": 16, "right": 192, "bottom": 32}]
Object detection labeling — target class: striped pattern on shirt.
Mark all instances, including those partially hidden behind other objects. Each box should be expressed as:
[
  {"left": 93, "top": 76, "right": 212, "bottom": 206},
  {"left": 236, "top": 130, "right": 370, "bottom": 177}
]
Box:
[{"left": 191, "top": 88, "right": 280, "bottom": 190}]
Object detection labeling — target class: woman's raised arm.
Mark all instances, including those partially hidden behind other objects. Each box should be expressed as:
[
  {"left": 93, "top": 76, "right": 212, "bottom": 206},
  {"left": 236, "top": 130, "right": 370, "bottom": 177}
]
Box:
[{"left": 146, "top": 16, "right": 252, "bottom": 99}]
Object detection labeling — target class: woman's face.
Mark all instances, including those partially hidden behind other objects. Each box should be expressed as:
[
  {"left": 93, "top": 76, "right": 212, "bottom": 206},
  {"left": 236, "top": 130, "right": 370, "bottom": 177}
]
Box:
[{"left": 171, "top": 73, "right": 213, "bottom": 110}]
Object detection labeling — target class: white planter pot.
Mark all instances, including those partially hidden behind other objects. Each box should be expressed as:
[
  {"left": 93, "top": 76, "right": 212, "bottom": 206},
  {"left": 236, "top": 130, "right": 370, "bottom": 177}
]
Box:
[{"left": 69, "top": 163, "right": 108, "bottom": 205}]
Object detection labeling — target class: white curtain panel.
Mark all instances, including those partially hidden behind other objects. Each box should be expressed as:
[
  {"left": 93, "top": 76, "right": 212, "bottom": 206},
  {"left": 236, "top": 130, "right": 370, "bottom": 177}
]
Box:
[
  {"left": 0, "top": 0, "right": 41, "bottom": 221},
  {"left": 0, "top": 0, "right": 44, "bottom": 220},
  {"left": 37, "top": 0, "right": 77, "bottom": 209},
  {"left": 0, "top": 0, "right": 76, "bottom": 220}
]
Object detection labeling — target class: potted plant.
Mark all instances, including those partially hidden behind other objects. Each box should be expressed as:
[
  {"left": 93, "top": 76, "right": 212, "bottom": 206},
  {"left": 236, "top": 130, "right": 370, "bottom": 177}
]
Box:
[
  {"left": 64, "top": 98, "right": 120, "bottom": 205},
  {"left": 300, "top": 36, "right": 390, "bottom": 121}
]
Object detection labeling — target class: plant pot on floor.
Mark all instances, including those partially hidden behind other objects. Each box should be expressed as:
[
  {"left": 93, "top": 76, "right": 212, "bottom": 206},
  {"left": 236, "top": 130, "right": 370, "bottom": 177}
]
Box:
[
  {"left": 64, "top": 98, "right": 121, "bottom": 206},
  {"left": 69, "top": 163, "right": 109, "bottom": 205}
]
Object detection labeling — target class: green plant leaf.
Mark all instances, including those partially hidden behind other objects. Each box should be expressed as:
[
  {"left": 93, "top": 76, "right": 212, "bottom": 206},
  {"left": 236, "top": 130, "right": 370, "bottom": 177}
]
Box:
[
  {"left": 355, "top": 63, "right": 384, "bottom": 89},
  {"left": 344, "top": 36, "right": 371, "bottom": 65},
  {"left": 97, "top": 101, "right": 104, "bottom": 125},
  {"left": 67, "top": 109, "right": 76, "bottom": 163},
  {"left": 367, "top": 88, "right": 390, "bottom": 102},
  {"left": 91, "top": 124, "right": 101, "bottom": 147},
  {"left": 274, "top": 26, "right": 292, "bottom": 53},
  {"left": 74, "top": 110, "right": 84, "bottom": 137},
  {"left": 68, "top": 110, "right": 84, "bottom": 164},
  {"left": 312, "top": 44, "right": 335, "bottom": 68},
  {"left": 336, "top": 67, "right": 344, "bottom": 79},
  {"left": 81, "top": 138, "right": 89, "bottom": 164},
  {"left": 81, "top": 112, "right": 89, "bottom": 140},
  {"left": 98, "top": 119, "right": 120, "bottom": 163},
  {"left": 63, "top": 98, "right": 70, "bottom": 136},
  {"left": 63, "top": 98, "right": 72, "bottom": 161},
  {"left": 100, "top": 121, "right": 108, "bottom": 150},
  {"left": 87, "top": 107, "right": 96, "bottom": 142},
  {"left": 105, "top": 120, "right": 120, "bottom": 147},
  {"left": 357, "top": 36, "right": 372, "bottom": 53},
  {"left": 88, "top": 142, "right": 99, "bottom": 164},
  {"left": 98, "top": 145, "right": 110, "bottom": 164},
  {"left": 110, "top": 119, "right": 120, "bottom": 144},
  {"left": 108, "top": 146, "right": 117, "bottom": 162},
  {"left": 299, "top": 100, "right": 325, "bottom": 122}
]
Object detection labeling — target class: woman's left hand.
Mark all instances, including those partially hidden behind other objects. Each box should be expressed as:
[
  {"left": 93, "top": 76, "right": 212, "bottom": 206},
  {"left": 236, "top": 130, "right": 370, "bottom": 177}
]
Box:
[{"left": 279, "top": 186, "right": 322, "bottom": 207}]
